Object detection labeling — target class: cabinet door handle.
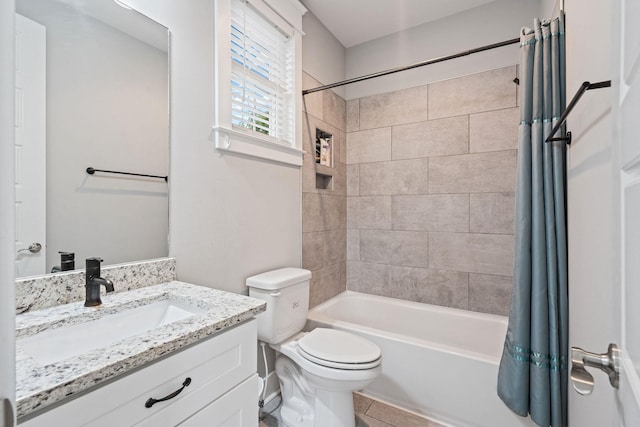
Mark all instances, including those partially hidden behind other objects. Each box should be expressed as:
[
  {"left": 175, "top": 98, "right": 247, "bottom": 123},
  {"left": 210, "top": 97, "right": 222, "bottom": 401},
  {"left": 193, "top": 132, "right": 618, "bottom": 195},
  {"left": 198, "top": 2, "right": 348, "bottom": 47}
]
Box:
[
  {"left": 2, "top": 397, "right": 15, "bottom": 427},
  {"left": 145, "top": 377, "right": 192, "bottom": 408}
]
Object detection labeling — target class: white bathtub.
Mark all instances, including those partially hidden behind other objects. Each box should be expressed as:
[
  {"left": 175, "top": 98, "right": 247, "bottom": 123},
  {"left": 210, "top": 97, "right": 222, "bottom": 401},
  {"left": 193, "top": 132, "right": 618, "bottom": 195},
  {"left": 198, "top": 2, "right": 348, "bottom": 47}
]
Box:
[{"left": 306, "top": 291, "right": 535, "bottom": 427}]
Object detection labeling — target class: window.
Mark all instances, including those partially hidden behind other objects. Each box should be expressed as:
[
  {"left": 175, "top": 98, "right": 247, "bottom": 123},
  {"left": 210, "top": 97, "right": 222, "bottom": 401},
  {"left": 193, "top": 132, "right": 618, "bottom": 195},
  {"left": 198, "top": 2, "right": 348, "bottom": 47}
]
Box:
[
  {"left": 213, "top": 0, "right": 306, "bottom": 166},
  {"left": 231, "top": 0, "right": 292, "bottom": 142}
]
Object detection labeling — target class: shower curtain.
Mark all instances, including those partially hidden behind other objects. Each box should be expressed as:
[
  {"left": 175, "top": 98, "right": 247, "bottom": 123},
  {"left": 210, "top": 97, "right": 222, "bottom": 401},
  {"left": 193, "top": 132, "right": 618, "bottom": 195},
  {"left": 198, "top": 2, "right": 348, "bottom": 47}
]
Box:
[{"left": 497, "top": 15, "right": 568, "bottom": 427}]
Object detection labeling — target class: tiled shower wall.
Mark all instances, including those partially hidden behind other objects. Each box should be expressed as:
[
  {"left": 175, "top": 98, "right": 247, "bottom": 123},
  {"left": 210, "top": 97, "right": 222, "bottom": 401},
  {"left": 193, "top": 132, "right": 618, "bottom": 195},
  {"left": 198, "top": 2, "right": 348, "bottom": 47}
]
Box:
[
  {"left": 301, "top": 72, "right": 347, "bottom": 308},
  {"left": 346, "top": 66, "right": 519, "bottom": 316}
]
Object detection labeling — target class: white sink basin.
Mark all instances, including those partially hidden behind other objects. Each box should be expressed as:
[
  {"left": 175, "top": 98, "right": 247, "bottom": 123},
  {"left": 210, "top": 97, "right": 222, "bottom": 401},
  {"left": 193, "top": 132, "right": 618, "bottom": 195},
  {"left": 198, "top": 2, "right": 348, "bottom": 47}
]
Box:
[{"left": 18, "top": 300, "right": 204, "bottom": 365}]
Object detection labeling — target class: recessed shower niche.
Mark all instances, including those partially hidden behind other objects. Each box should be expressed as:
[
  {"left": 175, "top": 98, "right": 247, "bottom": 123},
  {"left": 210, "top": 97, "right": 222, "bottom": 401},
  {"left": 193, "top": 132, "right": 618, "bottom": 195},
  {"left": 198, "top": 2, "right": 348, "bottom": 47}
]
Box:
[{"left": 315, "top": 128, "right": 334, "bottom": 190}]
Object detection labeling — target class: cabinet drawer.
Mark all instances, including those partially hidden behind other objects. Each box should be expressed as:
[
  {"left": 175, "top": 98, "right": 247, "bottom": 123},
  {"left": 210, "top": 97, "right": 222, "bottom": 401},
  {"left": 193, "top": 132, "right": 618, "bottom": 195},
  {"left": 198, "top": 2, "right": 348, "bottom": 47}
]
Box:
[
  {"left": 20, "top": 320, "right": 257, "bottom": 427},
  {"left": 178, "top": 375, "right": 258, "bottom": 427}
]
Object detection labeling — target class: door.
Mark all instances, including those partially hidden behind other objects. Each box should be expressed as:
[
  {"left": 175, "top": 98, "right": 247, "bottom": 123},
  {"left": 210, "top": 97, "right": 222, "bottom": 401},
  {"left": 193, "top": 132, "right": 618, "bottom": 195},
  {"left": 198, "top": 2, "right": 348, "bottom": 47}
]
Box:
[
  {"left": 14, "top": 14, "right": 46, "bottom": 277},
  {"left": 1, "top": 3, "right": 16, "bottom": 426},
  {"left": 612, "top": 0, "right": 640, "bottom": 424},
  {"left": 567, "top": 0, "right": 640, "bottom": 425}
]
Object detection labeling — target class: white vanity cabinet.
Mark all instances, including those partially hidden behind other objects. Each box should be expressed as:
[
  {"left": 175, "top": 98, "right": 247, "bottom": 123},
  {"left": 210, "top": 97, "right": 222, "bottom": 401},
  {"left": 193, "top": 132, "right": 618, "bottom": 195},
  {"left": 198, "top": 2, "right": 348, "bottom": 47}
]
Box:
[{"left": 20, "top": 320, "right": 258, "bottom": 427}]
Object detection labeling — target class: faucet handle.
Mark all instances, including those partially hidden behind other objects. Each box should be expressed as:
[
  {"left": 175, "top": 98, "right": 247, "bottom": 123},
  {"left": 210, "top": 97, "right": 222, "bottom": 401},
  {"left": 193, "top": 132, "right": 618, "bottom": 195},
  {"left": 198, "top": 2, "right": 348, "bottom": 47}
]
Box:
[{"left": 85, "top": 257, "right": 103, "bottom": 269}]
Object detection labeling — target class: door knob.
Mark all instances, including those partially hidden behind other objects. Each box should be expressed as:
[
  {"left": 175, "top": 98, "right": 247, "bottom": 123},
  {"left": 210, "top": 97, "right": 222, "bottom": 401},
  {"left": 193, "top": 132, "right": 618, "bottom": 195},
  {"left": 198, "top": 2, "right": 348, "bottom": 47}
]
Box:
[
  {"left": 570, "top": 343, "right": 619, "bottom": 395},
  {"left": 17, "top": 242, "right": 42, "bottom": 254}
]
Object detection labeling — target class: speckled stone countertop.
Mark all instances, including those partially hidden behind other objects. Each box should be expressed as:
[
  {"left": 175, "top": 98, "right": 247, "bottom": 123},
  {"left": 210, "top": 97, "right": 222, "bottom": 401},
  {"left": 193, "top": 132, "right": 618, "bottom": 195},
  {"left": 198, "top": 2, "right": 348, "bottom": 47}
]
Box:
[{"left": 16, "top": 281, "right": 266, "bottom": 419}]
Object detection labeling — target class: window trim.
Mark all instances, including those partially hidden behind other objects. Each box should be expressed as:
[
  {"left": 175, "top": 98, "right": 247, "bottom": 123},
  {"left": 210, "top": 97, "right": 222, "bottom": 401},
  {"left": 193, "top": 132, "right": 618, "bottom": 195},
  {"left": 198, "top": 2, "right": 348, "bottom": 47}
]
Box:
[{"left": 213, "top": 0, "right": 305, "bottom": 167}]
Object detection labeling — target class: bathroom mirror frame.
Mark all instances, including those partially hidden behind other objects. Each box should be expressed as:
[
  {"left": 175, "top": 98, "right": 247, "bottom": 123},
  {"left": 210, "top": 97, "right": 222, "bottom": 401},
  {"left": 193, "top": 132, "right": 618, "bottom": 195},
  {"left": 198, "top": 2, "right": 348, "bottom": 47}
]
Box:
[{"left": 14, "top": 0, "right": 170, "bottom": 279}]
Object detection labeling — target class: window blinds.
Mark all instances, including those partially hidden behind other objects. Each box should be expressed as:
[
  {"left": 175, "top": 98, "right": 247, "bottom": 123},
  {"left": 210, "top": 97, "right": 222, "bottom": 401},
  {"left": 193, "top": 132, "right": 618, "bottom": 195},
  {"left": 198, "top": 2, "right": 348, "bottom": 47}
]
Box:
[{"left": 230, "top": 0, "right": 294, "bottom": 145}]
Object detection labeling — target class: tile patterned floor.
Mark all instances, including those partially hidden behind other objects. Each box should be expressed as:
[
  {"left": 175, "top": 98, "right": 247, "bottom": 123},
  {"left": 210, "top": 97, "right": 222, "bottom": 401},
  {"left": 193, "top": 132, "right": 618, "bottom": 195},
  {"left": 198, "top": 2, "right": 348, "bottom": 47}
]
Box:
[{"left": 258, "top": 392, "right": 446, "bottom": 427}]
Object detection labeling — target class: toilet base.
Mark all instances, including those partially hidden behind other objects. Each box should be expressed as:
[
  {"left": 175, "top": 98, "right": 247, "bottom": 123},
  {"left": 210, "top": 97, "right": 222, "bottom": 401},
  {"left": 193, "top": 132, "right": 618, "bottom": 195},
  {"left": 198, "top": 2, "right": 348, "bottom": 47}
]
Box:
[{"left": 276, "top": 355, "right": 357, "bottom": 427}]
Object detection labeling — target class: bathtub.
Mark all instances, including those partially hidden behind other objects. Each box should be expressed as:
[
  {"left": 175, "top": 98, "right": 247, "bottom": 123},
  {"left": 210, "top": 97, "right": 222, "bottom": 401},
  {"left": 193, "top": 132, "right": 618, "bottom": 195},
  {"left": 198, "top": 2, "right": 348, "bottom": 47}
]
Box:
[{"left": 306, "top": 291, "right": 535, "bottom": 427}]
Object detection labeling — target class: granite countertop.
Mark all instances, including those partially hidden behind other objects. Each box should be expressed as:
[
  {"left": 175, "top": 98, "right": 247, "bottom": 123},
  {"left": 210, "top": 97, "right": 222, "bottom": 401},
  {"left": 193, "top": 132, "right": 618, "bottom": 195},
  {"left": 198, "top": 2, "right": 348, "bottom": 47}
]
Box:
[{"left": 15, "top": 281, "right": 266, "bottom": 418}]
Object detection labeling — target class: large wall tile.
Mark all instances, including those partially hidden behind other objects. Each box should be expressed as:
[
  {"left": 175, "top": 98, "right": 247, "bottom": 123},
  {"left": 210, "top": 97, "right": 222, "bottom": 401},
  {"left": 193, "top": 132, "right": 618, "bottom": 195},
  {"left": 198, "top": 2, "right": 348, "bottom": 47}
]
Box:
[
  {"left": 346, "top": 261, "right": 393, "bottom": 297},
  {"left": 347, "top": 127, "right": 392, "bottom": 164},
  {"left": 469, "top": 273, "right": 512, "bottom": 316},
  {"left": 428, "top": 66, "right": 517, "bottom": 119},
  {"left": 301, "top": 150, "right": 318, "bottom": 194},
  {"left": 301, "top": 112, "right": 320, "bottom": 150},
  {"left": 392, "top": 194, "right": 469, "bottom": 232},
  {"left": 347, "top": 164, "right": 360, "bottom": 196},
  {"left": 359, "top": 159, "right": 429, "bottom": 196},
  {"left": 470, "top": 107, "right": 519, "bottom": 153},
  {"left": 310, "top": 262, "right": 346, "bottom": 307},
  {"left": 346, "top": 99, "right": 360, "bottom": 132},
  {"left": 470, "top": 192, "right": 515, "bottom": 234},
  {"left": 302, "top": 72, "right": 323, "bottom": 120},
  {"left": 360, "top": 230, "right": 428, "bottom": 268},
  {"left": 302, "top": 69, "right": 347, "bottom": 308},
  {"left": 359, "top": 86, "right": 428, "bottom": 130},
  {"left": 347, "top": 196, "right": 392, "bottom": 230},
  {"left": 334, "top": 129, "right": 346, "bottom": 165},
  {"left": 331, "top": 195, "right": 347, "bottom": 230},
  {"left": 303, "top": 194, "right": 346, "bottom": 232},
  {"left": 392, "top": 116, "right": 469, "bottom": 160},
  {"left": 323, "top": 89, "right": 347, "bottom": 131},
  {"left": 428, "top": 150, "right": 517, "bottom": 194},
  {"left": 324, "top": 228, "right": 347, "bottom": 266},
  {"left": 344, "top": 65, "right": 518, "bottom": 316},
  {"left": 347, "top": 229, "right": 360, "bottom": 261},
  {"left": 302, "top": 231, "right": 324, "bottom": 271},
  {"left": 391, "top": 266, "right": 469, "bottom": 309},
  {"left": 303, "top": 193, "right": 323, "bottom": 232},
  {"left": 346, "top": 197, "right": 358, "bottom": 229},
  {"left": 429, "top": 232, "right": 514, "bottom": 276},
  {"left": 330, "top": 162, "right": 347, "bottom": 196}
]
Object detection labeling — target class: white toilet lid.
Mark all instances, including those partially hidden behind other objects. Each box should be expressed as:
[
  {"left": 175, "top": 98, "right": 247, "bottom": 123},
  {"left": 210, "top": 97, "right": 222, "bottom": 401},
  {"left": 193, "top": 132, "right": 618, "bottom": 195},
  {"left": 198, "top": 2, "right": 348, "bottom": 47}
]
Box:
[{"left": 297, "top": 328, "right": 381, "bottom": 369}]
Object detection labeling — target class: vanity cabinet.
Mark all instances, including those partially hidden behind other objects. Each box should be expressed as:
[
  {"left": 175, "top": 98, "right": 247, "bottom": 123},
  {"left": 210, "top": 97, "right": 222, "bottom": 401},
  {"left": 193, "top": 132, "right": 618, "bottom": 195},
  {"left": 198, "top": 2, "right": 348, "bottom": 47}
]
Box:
[{"left": 20, "top": 320, "right": 258, "bottom": 427}]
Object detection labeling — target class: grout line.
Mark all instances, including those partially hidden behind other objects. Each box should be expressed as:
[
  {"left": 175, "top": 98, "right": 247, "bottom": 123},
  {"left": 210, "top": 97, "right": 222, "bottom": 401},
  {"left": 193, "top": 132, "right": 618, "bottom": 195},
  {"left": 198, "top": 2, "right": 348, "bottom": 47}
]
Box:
[
  {"left": 427, "top": 156, "right": 431, "bottom": 195},
  {"left": 426, "top": 230, "right": 430, "bottom": 270},
  {"left": 468, "top": 193, "right": 471, "bottom": 233},
  {"left": 426, "top": 82, "right": 429, "bottom": 121},
  {"left": 465, "top": 271, "right": 471, "bottom": 310},
  {"left": 467, "top": 113, "right": 471, "bottom": 154},
  {"left": 356, "top": 98, "right": 361, "bottom": 132}
]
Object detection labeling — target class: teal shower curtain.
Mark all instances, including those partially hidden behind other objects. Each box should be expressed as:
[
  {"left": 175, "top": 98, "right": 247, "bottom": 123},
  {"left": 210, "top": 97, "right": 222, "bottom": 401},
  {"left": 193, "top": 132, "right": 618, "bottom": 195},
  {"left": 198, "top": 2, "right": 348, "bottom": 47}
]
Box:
[{"left": 497, "top": 15, "right": 568, "bottom": 427}]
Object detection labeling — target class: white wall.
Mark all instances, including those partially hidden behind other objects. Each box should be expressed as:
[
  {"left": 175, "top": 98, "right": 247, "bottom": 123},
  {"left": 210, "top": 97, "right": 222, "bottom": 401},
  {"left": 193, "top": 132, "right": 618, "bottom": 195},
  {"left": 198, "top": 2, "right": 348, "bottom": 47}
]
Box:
[
  {"left": 565, "top": 0, "right": 615, "bottom": 425},
  {"left": 540, "top": 0, "right": 562, "bottom": 19},
  {"left": 344, "top": 0, "right": 540, "bottom": 99},
  {"left": 301, "top": 11, "right": 346, "bottom": 95},
  {"left": 126, "top": 0, "right": 302, "bottom": 295},
  {"left": 0, "top": 1, "right": 16, "bottom": 423},
  {"left": 38, "top": 9, "right": 169, "bottom": 272}
]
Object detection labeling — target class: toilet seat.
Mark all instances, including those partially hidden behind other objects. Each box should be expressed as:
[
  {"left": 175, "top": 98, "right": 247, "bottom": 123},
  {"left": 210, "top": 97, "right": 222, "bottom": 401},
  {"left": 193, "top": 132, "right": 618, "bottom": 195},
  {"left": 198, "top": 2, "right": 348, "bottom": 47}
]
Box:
[{"left": 296, "top": 328, "right": 381, "bottom": 370}]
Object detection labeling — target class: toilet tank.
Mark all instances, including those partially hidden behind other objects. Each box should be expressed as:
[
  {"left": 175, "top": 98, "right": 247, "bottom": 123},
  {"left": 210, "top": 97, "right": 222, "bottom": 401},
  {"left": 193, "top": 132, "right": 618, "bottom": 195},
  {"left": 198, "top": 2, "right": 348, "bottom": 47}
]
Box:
[{"left": 246, "top": 268, "right": 312, "bottom": 344}]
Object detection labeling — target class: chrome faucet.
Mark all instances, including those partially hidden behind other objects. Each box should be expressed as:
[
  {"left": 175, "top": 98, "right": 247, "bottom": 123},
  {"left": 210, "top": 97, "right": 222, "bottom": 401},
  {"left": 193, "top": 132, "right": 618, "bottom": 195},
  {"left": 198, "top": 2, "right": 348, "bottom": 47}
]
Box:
[{"left": 84, "top": 257, "right": 114, "bottom": 307}]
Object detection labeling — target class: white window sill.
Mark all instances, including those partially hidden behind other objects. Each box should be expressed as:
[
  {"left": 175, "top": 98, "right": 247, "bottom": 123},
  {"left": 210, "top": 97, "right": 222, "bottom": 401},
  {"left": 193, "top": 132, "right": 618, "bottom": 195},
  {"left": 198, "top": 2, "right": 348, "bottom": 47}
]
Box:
[{"left": 211, "top": 126, "right": 304, "bottom": 167}]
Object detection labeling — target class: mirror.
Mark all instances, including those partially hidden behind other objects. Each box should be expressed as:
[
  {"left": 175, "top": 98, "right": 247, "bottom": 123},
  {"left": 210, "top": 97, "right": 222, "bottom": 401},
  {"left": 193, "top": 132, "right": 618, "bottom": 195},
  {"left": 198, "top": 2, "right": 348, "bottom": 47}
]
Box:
[{"left": 15, "top": 0, "right": 169, "bottom": 278}]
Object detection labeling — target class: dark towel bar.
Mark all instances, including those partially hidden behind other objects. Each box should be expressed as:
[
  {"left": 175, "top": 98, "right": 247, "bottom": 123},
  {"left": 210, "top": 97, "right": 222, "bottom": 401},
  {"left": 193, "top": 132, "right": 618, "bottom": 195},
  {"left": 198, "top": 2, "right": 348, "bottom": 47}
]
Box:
[
  {"left": 545, "top": 80, "right": 611, "bottom": 145},
  {"left": 86, "top": 167, "right": 168, "bottom": 182}
]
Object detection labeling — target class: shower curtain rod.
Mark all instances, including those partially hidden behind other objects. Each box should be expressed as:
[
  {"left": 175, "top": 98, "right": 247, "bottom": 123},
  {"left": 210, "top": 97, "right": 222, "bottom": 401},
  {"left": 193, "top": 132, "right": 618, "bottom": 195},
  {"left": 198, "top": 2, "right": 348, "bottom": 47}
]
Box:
[{"left": 302, "top": 37, "right": 520, "bottom": 95}]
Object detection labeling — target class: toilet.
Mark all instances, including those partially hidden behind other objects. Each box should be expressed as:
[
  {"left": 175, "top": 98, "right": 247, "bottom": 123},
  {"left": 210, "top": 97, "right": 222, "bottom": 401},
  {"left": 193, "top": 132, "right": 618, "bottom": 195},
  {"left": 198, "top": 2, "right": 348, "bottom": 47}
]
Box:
[{"left": 247, "top": 268, "right": 382, "bottom": 427}]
